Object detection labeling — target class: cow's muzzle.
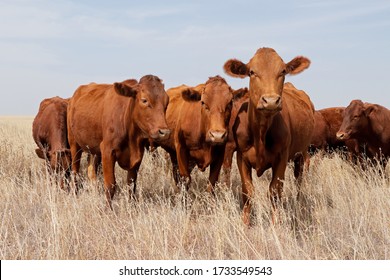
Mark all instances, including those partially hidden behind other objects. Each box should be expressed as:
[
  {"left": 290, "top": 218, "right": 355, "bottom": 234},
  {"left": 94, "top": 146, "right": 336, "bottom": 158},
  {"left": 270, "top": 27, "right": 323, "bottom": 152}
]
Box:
[
  {"left": 151, "top": 128, "right": 171, "bottom": 141},
  {"left": 208, "top": 129, "right": 227, "bottom": 144},
  {"left": 257, "top": 95, "right": 282, "bottom": 111},
  {"left": 157, "top": 128, "right": 171, "bottom": 140},
  {"left": 336, "top": 131, "right": 348, "bottom": 140}
]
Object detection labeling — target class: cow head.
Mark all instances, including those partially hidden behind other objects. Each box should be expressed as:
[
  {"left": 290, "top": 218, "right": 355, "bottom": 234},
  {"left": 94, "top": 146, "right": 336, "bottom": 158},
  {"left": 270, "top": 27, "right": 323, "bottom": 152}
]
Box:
[
  {"left": 181, "top": 76, "right": 237, "bottom": 144},
  {"left": 36, "top": 148, "right": 71, "bottom": 172},
  {"left": 223, "top": 47, "right": 310, "bottom": 113},
  {"left": 337, "top": 100, "right": 373, "bottom": 140},
  {"left": 50, "top": 149, "right": 71, "bottom": 172},
  {"left": 114, "top": 75, "right": 170, "bottom": 141}
]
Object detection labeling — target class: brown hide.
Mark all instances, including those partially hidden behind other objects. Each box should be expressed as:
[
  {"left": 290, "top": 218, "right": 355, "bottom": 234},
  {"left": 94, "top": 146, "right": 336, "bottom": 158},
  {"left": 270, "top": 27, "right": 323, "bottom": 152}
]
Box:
[
  {"left": 224, "top": 48, "right": 314, "bottom": 225},
  {"left": 310, "top": 107, "right": 359, "bottom": 156},
  {"left": 220, "top": 88, "right": 249, "bottom": 186},
  {"left": 67, "top": 75, "right": 170, "bottom": 207},
  {"left": 32, "top": 96, "right": 71, "bottom": 185},
  {"left": 159, "top": 76, "right": 242, "bottom": 192},
  {"left": 337, "top": 100, "right": 390, "bottom": 161}
]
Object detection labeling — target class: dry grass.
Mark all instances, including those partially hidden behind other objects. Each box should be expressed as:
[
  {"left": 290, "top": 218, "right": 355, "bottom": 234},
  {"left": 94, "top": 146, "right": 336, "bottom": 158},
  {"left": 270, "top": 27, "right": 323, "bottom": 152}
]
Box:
[{"left": 0, "top": 116, "right": 389, "bottom": 260}]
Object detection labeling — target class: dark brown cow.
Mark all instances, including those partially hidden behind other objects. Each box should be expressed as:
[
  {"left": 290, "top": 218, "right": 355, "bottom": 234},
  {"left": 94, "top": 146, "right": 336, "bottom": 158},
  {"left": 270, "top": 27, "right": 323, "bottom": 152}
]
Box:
[
  {"left": 67, "top": 75, "right": 170, "bottom": 207},
  {"left": 159, "top": 76, "right": 245, "bottom": 193},
  {"left": 32, "top": 96, "right": 71, "bottom": 188},
  {"left": 224, "top": 47, "right": 315, "bottom": 225},
  {"left": 310, "top": 107, "right": 359, "bottom": 157},
  {"left": 336, "top": 99, "right": 390, "bottom": 164}
]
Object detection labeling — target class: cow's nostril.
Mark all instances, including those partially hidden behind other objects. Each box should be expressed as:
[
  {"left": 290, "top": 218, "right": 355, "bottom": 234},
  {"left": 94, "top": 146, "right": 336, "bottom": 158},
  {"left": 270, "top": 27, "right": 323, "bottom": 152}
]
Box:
[
  {"left": 158, "top": 129, "right": 171, "bottom": 138},
  {"left": 336, "top": 132, "right": 344, "bottom": 139}
]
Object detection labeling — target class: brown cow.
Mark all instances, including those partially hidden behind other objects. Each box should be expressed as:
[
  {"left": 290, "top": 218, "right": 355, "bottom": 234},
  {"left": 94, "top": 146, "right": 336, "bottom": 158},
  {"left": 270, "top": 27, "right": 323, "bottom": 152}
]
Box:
[
  {"left": 224, "top": 47, "right": 315, "bottom": 225},
  {"left": 32, "top": 96, "right": 71, "bottom": 188},
  {"left": 159, "top": 76, "right": 246, "bottom": 193},
  {"left": 336, "top": 99, "right": 390, "bottom": 165},
  {"left": 67, "top": 75, "right": 170, "bottom": 207},
  {"left": 310, "top": 107, "right": 359, "bottom": 157}
]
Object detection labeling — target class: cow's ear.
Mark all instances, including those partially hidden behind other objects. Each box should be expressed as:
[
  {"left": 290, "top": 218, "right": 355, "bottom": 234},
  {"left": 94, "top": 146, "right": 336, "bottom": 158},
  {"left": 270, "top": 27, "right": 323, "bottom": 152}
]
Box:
[
  {"left": 35, "top": 148, "right": 46, "bottom": 159},
  {"left": 232, "top": 87, "right": 248, "bottom": 101},
  {"left": 364, "top": 104, "right": 375, "bottom": 117},
  {"left": 182, "top": 88, "right": 202, "bottom": 102},
  {"left": 224, "top": 59, "right": 249, "bottom": 78},
  {"left": 114, "top": 82, "right": 138, "bottom": 98},
  {"left": 286, "top": 56, "right": 311, "bottom": 75}
]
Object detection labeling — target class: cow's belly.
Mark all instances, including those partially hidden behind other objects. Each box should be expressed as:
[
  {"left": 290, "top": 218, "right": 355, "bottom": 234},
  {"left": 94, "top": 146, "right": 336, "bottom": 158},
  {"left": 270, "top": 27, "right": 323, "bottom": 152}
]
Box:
[{"left": 73, "top": 125, "right": 102, "bottom": 154}]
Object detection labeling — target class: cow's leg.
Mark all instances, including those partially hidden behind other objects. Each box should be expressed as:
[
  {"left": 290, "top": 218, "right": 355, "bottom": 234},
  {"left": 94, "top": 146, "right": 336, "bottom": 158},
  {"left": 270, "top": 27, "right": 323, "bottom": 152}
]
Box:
[
  {"left": 269, "top": 156, "right": 288, "bottom": 224},
  {"left": 167, "top": 150, "right": 181, "bottom": 193},
  {"left": 237, "top": 151, "right": 253, "bottom": 226},
  {"left": 175, "top": 143, "right": 191, "bottom": 191},
  {"left": 294, "top": 151, "right": 310, "bottom": 201},
  {"left": 87, "top": 153, "right": 101, "bottom": 190},
  {"left": 100, "top": 143, "right": 116, "bottom": 209},
  {"left": 208, "top": 146, "right": 225, "bottom": 194},
  {"left": 69, "top": 144, "right": 82, "bottom": 194},
  {"left": 293, "top": 152, "right": 304, "bottom": 182},
  {"left": 124, "top": 140, "right": 145, "bottom": 201},
  {"left": 220, "top": 142, "right": 235, "bottom": 187},
  {"left": 127, "top": 162, "right": 141, "bottom": 200}
]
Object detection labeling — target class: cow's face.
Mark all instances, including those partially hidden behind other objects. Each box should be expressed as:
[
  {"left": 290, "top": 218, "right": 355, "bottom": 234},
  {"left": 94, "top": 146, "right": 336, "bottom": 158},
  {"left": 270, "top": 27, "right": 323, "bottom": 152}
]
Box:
[
  {"left": 35, "top": 148, "right": 71, "bottom": 172},
  {"left": 50, "top": 149, "right": 71, "bottom": 172},
  {"left": 337, "top": 100, "right": 370, "bottom": 140},
  {"left": 223, "top": 47, "right": 310, "bottom": 113},
  {"left": 182, "top": 76, "right": 234, "bottom": 144},
  {"left": 114, "top": 75, "right": 170, "bottom": 141}
]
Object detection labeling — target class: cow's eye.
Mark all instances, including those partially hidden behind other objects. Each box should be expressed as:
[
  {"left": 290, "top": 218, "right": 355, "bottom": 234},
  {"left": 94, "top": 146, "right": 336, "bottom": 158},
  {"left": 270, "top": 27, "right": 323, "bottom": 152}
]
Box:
[
  {"left": 201, "top": 101, "right": 209, "bottom": 111},
  {"left": 141, "top": 98, "right": 148, "bottom": 104},
  {"left": 249, "top": 70, "right": 255, "bottom": 76},
  {"left": 280, "top": 69, "right": 287, "bottom": 76}
]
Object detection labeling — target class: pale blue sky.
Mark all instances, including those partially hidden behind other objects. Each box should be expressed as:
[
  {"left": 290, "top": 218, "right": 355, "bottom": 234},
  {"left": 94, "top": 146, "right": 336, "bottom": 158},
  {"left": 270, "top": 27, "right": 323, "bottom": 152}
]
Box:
[{"left": 1, "top": 0, "right": 389, "bottom": 115}]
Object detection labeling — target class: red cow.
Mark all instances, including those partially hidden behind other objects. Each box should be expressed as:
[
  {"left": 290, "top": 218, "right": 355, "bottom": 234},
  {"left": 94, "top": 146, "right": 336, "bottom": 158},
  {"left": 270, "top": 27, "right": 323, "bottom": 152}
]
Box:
[
  {"left": 32, "top": 96, "right": 71, "bottom": 188},
  {"left": 67, "top": 75, "right": 170, "bottom": 207},
  {"left": 337, "top": 99, "right": 390, "bottom": 165},
  {"left": 159, "top": 76, "right": 246, "bottom": 193},
  {"left": 223, "top": 47, "right": 315, "bottom": 225}
]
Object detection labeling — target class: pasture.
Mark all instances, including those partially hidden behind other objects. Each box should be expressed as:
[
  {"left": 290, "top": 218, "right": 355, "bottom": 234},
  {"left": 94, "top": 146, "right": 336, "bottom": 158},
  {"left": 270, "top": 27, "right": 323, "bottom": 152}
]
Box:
[{"left": 0, "top": 116, "right": 389, "bottom": 259}]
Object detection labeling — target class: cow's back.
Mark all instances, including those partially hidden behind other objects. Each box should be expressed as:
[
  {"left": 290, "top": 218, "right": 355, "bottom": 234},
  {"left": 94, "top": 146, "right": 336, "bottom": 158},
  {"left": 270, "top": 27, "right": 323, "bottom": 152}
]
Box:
[
  {"left": 310, "top": 110, "right": 327, "bottom": 150},
  {"left": 282, "top": 83, "right": 315, "bottom": 158},
  {"left": 319, "top": 107, "right": 344, "bottom": 145},
  {"left": 33, "top": 96, "right": 69, "bottom": 150},
  {"left": 67, "top": 83, "right": 110, "bottom": 154}
]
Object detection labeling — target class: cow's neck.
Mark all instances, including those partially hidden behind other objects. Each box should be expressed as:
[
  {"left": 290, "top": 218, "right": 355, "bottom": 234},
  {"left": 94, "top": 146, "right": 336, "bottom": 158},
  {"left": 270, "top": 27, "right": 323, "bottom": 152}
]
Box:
[
  {"left": 247, "top": 101, "right": 278, "bottom": 171},
  {"left": 126, "top": 104, "right": 148, "bottom": 168},
  {"left": 248, "top": 101, "right": 275, "bottom": 146}
]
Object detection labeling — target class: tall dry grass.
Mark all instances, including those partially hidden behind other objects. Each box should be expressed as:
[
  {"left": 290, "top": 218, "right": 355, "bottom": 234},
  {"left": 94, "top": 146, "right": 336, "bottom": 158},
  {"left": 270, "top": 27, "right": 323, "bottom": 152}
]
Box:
[{"left": 0, "top": 116, "right": 389, "bottom": 259}]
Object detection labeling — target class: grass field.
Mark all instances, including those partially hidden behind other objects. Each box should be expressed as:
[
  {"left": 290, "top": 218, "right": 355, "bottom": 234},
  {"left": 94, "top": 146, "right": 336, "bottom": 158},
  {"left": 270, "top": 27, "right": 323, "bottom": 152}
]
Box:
[{"left": 0, "top": 116, "right": 389, "bottom": 260}]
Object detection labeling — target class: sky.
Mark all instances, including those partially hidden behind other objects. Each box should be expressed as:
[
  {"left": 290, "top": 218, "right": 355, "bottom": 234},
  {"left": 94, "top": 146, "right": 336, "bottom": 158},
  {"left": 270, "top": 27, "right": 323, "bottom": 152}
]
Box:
[{"left": 0, "top": 0, "right": 389, "bottom": 115}]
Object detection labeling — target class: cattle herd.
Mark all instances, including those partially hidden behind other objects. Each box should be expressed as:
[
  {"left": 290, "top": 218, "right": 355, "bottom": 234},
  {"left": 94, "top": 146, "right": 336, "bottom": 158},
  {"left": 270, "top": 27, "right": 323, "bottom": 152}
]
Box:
[{"left": 32, "top": 47, "right": 390, "bottom": 225}]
